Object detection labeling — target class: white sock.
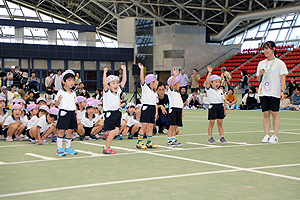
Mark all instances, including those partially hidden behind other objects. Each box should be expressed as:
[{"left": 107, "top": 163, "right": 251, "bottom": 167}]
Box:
[
  {"left": 57, "top": 137, "right": 63, "bottom": 150},
  {"left": 65, "top": 138, "right": 72, "bottom": 149}
]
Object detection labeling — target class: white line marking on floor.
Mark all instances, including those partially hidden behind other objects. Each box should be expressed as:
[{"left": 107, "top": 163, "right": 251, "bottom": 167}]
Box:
[
  {"left": 75, "top": 150, "right": 102, "bottom": 156},
  {"left": 280, "top": 131, "right": 300, "bottom": 135},
  {"left": 251, "top": 163, "right": 300, "bottom": 170},
  {"left": 227, "top": 141, "right": 249, "bottom": 145},
  {"left": 25, "top": 153, "right": 57, "bottom": 161},
  {"left": 186, "top": 142, "right": 216, "bottom": 147},
  {"left": 0, "top": 161, "right": 6, "bottom": 164},
  {"left": 157, "top": 145, "right": 184, "bottom": 150}
]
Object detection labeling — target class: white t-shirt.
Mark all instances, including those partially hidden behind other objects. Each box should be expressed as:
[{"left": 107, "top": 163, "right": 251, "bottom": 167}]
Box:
[
  {"left": 141, "top": 83, "right": 158, "bottom": 105},
  {"left": 122, "top": 112, "right": 131, "bottom": 121},
  {"left": 167, "top": 89, "right": 183, "bottom": 108},
  {"left": 95, "top": 113, "right": 105, "bottom": 122},
  {"left": 103, "top": 86, "right": 122, "bottom": 111},
  {"left": 27, "top": 116, "right": 39, "bottom": 130},
  {"left": 3, "top": 115, "right": 20, "bottom": 128},
  {"left": 256, "top": 58, "right": 288, "bottom": 98},
  {"left": 126, "top": 115, "right": 141, "bottom": 128},
  {"left": 81, "top": 113, "right": 98, "bottom": 128},
  {"left": 55, "top": 88, "right": 77, "bottom": 111},
  {"left": 77, "top": 109, "right": 86, "bottom": 122},
  {"left": 0, "top": 111, "right": 8, "bottom": 123},
  {"left": 33, "top": 115, "right": 52, "bottom": 133},
  {"left": 7, "top": 91, "right": 19, "bottom": 106},
  {"left": 53, "top": 74, "right": 62, "bottom": 91},
  {"left": 205, "top": 87, "right": 225, "bottom": 104},
  {"left": 20, "top": 115, "right": 29, "bottom": 127}
]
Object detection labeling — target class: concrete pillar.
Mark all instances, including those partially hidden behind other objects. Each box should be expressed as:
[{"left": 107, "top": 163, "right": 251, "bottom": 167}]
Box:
[
  {"left": 78, "top": 32, "right": 95, "bottom": 46},
  {"left": 15, "top": 27, "right": 24, "bottom": 43},
  {"left": 48, "top": 30, "right": 57, "bottom": 45}
]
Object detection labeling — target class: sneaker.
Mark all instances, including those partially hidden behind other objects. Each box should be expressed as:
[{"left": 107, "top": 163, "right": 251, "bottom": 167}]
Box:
[
  {"left": 103, "top": 147, "right": 115, "bottom": 154},
  {"left": 79, "top": 135, "right": 85, "bottom": 141},
  {"left": 172, "top": 140, "right": 183, "bottom": 147},
  {"left": 52, "top": 136, "right": 57, "bottom": 142},
  {"left": 95, "top": 134, "right": 101, "bottom": 139},
  {"left": 56, "top": 148, "right": 66, "bottom": 157},
  {"left": 0, "top": 134, "right": 6, "bottom": 140},
  {"left": 167, "top": 140, "right": 175, "bottom": 147},
  {"left": 153, "top": 127, "right": 157, "bottom": 135},
  {"left": 136, "top": 141, "right": 147, "bottom": 149},
  {"left": 29, "top": 138, "right": 36, "bottom": 142},
  {"left": 99, "top": 130, "right": 106, "bottom": 135},
  {"left": 158, "top": 130, "right": 165, "bottom": 134},
  {"left": 269, "top": 135, "right": 278, "bottom": 144},
  {"left": 219, "top": 137, "right": 227, "bottom": 144},
  {"left": 23, "top": 135, "right": 29, "bottom": 140},
  {"left": 89, "top": 135, "right": 98, "bottom": 140},
  {"left": 64, "top": 147, "right": 78, "bottom": 155},
  {"left": 208, "top": 137, "right": 216, "bottom": 145},
  {"left": 116, "top": 134, "right": 123, "bottom": 140},
  {"left": 146, "top": 142, "right": 158, "bottom": 149},
  {"left": 6, "top": 136, "right": 13, "bottom": 142},
  {"left": 102, "top": 131, "right": 109, "bottom": 140},
  {"left": 128, "top": 134, "right": 133, "bottom": 139},
  {"left": 14, "top": 135, "right": 24, "bottom": 141},
  {"left": 261, "top": 135, "right": 270, "bottom": 143}
]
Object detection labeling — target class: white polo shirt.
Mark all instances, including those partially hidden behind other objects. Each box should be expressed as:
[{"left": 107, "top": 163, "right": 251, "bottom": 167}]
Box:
[
  {"left": 3, "top": 115, "right": 20, "bottom": 128},
  {"left": 122, "top": 112, "right": 131, "bottom": 121},
  {"left": 141, "top": 83, "right": 158, "bottom": 105},
  {"left": 95, "top": 113, "right": 105, "bottom": 122},
  {"left": 256, "top": 58, "right": 288, "bottom": 98},
  {"left": 27, "top": 116, "right": 39, "bottom": 130},
  {"left": 0, "top": 111, "right": 8, "bottom": 123},
  {"left": 126, "top": 115, "right": 141, "bottom": 128},
  {"left": 55, "top": 88, "right": 77, "bottom": 111},
  {"left": 77, "top": 109, "right": 86, "bottom": 122},
  {"left": 20, "top": 115, "right": 29, "bottom": 127},
  {"left": 167, "top": 89, "right": 183, "bottom": 109},
  {"left": 81, "top": 113, "right": 98, "bottom": 128},
  {"left": 205, "top": 87, "right": 225, "bottom": 104},
  {"left": 34, "top": 115, "right": 52, "bottom": 133},
  {"left": 103, "top": 86, "right": 122, "bottom": 111}
]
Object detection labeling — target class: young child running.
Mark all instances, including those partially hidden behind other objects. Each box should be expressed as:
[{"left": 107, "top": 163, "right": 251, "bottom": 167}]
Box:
[
  {"left": 136, "top": 63, "right": 158, "bottom": 149},
  {"left": 206, "top": 65, "right": 227, "bottom": 145},
  {"left": 102, "top": 65, "right": 127, "bottom": 154},
  {"left": 55, "top": 70, "right": 78, "bottom": 157},
  {"left": 166, "top": 69, "right": 183, "bottom": 147}
]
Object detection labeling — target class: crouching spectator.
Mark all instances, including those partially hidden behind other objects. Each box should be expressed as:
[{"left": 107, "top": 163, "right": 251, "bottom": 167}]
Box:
[
  {"left": 225, "top": 88, "right": 237, "bottom": 110},
  {"left": 240, "top": 86, "right": 260, "bottom": 110},
  {"left": 188, "top": 88, "right": 202, "bottom": 109},
  {"left": 280, "top": 92, "right": 290, "bottom": 110},
  {"left": 122, "top": 104, "right": 142, "bottom": 139},
  {"left": 289, "top": 86, "right": 300, "bottom": 111}
]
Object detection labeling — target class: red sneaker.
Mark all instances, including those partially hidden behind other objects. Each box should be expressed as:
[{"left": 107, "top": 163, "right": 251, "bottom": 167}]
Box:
[
  {"left": 103, "top": 147, "right": 115, "bottom": 154},
  {"left": 102, "top": 131, "right": 109, "bottom": 140}
]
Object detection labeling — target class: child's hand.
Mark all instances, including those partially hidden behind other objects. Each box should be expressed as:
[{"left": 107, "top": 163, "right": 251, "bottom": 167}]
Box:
[
  {"left": 138, "top": 63, "right": 144, "bottom": 69},
  {"left": 207, "top": 65, "right": 213, "bottom": 73},
  {"left": 58, "top": 95, "right": 63, "bottom": 102},
  {"left": 104, "top": 68, "right": 108, "bottom": 73},
  {"left": 121, "top": 65, "right": 126, "bottom": 71},
  {"left": 173, "top": 68, "right": 179, "bottom": 76}
]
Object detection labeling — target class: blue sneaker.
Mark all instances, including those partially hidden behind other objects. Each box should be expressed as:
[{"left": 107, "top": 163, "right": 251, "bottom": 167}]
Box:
[
  {"left": 52, "top": 136, "right": 57, "bottom": 142},
  {"left": 116, "top": 134, "right": 123, "bottom": 140},
  {"left": 64, "top": 147, "right": 78, "bottom": 155},
  {"left": 128, "top": 134, "right": 133, "bottom": 139},
  {"left": 56, "top": 148, "right": 66, "bottom": 157}
]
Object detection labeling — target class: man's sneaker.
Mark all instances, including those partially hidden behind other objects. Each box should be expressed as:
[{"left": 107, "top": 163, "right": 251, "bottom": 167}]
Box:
[
  {"left": 56, "top": 148, "right": 66, "bottom": 157},
  {"left": 14, "top": 135, "right": 24, "bottom": 141},
  {"left": 261, "top": 135, "right": 270, "bottom": 143},
  {"left": 172, "top": 140, "right": 183, "bottom": 147},
  {"left": 116, "top": 134, "right": 123, "bottom": 140},
  {"left": 208, "top": 137, "right": 216, "bottom": 145},
  {"left": 219, "top": 137, "right": 227, "bottom": 144},
  {"left": 128, "top": 134, "right": 133, "bottom": 139},
  {"left": 89, "top": 135, "right": 98, "bottom": 140},
  {"left": 269, "top": 135, "right": 278, "bottom": 144},
  {"left": 136, "top": 141, "right": 147, "bottom": 149},
  {"left": 6, "top": 136, "right": 13, "bottom": 142},
  {"left": 102, "top": 131, "right": 109, "bottom": 140},
  {"left": 103, "top": 147, "right": 116, "bottom": 154},
  {"left": 64, "top": 147, "right": 78, "bottom": 155},
  {"left": 146, "top": 142, "right": 158, "bottom": 149},
  {"left": 79, "top": 135, "right": 85, "bottom": 141},
  {"left": 167, "top": 140, "right": 175, "bottom": 147}
]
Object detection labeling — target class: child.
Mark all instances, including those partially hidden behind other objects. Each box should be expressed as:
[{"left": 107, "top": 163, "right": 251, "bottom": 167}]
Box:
[
  {"left": 280, "top": 92, "right": 290, "bottom": 110},
  {"left": 15, "top": 99, "right": 29, "bottom": 139},
  {"left": 93, "top": 99, "right": 105, "bottom": 137},
  {"left": 28, "top": 107, "right": 58, "bottom": 145},
  {"left": 0, "top": 97, "right": 8, "bottom": 139},
  {"left": 37, "top": 97, "right": 47, "bottom": 107},
  {"left": 26, "top": 105, "right": 48, "bottom": 142},
  {"left": 136, "top": 63, "right": 158, "bottom": 149},
  {"left": 3, "top": 104, "right": 24, "bottom": 142},
  {"left": 102, "top": 65, "right": 127, "bottom": 154},
  {"left": 166, "top": 69, "right": 183, "bottom": 147},
  {"left": 123, "top": 104, "right": 142, "bottom": 139},
  {"left": 48, "top": 100, "right": 55, "bottom": 109},
  {"left": 76, "top": 96, "right": 86, "bottom": 122},
  {"left": 26, "top": 91, "right": 36, "bottom": 106},
  {"left": 118, "top": 102, "right": 135, "bottom": 140},
  {"left": 55, "top": 70, "right": 78, "bottom": 157},
  {"left": 206, "top": 65, "right": 227, "bottom": 145},
  {"left": 80, "top": 103, "right": 101, "bottom": 141}
]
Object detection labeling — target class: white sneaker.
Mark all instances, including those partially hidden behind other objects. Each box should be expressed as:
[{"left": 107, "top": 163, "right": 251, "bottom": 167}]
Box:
[
  {"left": 261, "top": 135, "right": 270, "bottom": 143},
  {"left": 269, "top": 135, "right": 278, "bottom": 144}
]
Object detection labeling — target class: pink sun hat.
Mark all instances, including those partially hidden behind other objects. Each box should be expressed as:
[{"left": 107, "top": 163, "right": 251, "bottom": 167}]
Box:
[
  {"left": 61, "top": 70, "right": 75, "bottom": 82},
  {"left": 12, "top": 104, "right": 23, "bottom": 111},
  {"left": 27, "top": 104, "right": 38, "bottom": 112},
  {"left": 145, "top": 74, "right": 157, "bottom": 84},
  {"left": 107, "top": 75, "right": 119, "bottom": 83},
  {"left": 76, "top": 96, "right": 86, "bottom": 103},
  {"left": 167, "top": 76, "right": 180, "bottom": 86},
  {"left": 210, "top": 75, "right": 221, "bottom": 82},
  {"left": 86, "top": 98, "right": 94, "bottom": 104}
]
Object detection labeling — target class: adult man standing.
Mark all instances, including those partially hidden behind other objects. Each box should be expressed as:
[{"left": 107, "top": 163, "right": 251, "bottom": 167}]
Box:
[
  {"left": 51, "top": 69, "right": 62, "bottom": 93},
  {"left": 13, "top": 66, "right": 23, "bottom": 87},
  {"left": 179, "top": 68, "right": 189, "bottom": 90},
  {"left": 221, "top": 67, "right": 232, "bottom": 92},
  {"left": 5, "top": 66, "right": 15, "bottom": 87},
  {"left": 190, "top": 69, "right": 200, "bottom": 93},
  {"left": 27, "top": 71, "right": 39, "bottom": 83}
]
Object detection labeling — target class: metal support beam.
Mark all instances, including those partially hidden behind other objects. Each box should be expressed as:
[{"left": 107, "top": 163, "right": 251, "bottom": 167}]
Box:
[{"left": 91, "top": 0, "right": 120, "bottom": 19}]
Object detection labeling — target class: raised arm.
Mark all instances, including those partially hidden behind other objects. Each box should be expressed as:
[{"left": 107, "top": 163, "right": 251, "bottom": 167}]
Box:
[
  {"left": 120, "top": 65, "right": 127, "bottom": 88},
  {"left": 206, "top": 65, "right": 213, "bottom": 89},
  {"left": 170, "top": 68, "right": 179, "bottom": 89},
  {"left": 103, "top": 68, "right": 109, "bottom": 91},
  {"left": 138, "top": 63, "right": 145, "bottom": 85}
]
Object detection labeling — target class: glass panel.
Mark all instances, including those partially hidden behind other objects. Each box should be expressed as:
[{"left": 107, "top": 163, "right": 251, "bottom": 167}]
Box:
[
  {"left": 265, "top": 30, "right": 279, "bottom": 41},
  {"left": 294, "top": 15, "right": 300, "bottom": 26},
  {"left": 135, "top": 19, "right": 153, "bottom": 37},
  {"left": 4, "top": 58, "right": 19, "bottom": 68},
  {"left": 234, "top": 33, "right": 243, "bottom": 44},
  {"left": 285, "top": 15, "right": 294, "bottom": 21},
  {"left": 84, "top": 71, "right": 97, "bottom": 80},
  {"left": 68, "top": 61, "right": 81, "bottom": 70},
  {"left": 289, "top": 27, "right": 300, "bottom": 40},
  {"left": 277, "top": 29, "right": 289, "bottom": 41},
  {"left": 30, "top": 28, "right": 47, "bottom": 37},
  {"left": 1, "top": 26, "right": 15, "bottom": 35},
  {"left": 114, "top": 62, "right": 126, "bottom": 70},
  {"left": 241, "top": 40, "right": 261, "bottom": 51},
  {"left": 245, "top": 27, "right": 259, "bottom": 39},
  {"left": 259, "top": 22, "right": 269, "bottom": 31},
  {"left": 100, "top": 61, "right": 111, "bottom": 70},
  {"left": 273, "top": 16, "right": 284, "bottom": 22},
  {"left": 256, "top": 31, "right": 265, "bottom": 38},
  {"left": 21, "top": 59, "right": 28, "bottom": 69},
  {"left": 34, "top": 59, "right": 47, "bottom": 69},
  {"left": 135, "top": 37, "right": 153, "bottom": 54},
  {"left": 270, "top": 22, "right": 282, "bottom": 29},
  {"left": 84, "top": 81, "right": 97, "bottom": 92},
  {"left": 282, "top": 21, "right": 292, "bottom": 28},
  {"left": 22, "top": 7, "right": 37, "bottom": 17},
  {"left": 51, "top": 60, "right": 64, "bottom": 69},
  {"left": 84, "top": 61, "right": 97, "bottom": 70},
  {"left": 136, "top": 55, "right": 153, "bottom": 73},
  {"left": 223, "top": 37, "right": 234, "bottom": 45},
  {"left": 0, "top": 8, "right": 9, "bottom": 16},
  {"left": 39, "top": 13, "right": 53, "bottom": 23}
]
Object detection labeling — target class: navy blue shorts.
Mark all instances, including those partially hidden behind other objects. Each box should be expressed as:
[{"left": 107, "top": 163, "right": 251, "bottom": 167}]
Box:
[
  {"left": 260, "top": 96, "right": 280, "bottom": 112},
  {"left": 140, "top": 105, "right": 156, "bottom": 124},
  {"left": 56, "top": 110, "right": 78, "bottom": 130},
  {"left": 208, "top": 104, "right": 225, "bottom": 120},
  {"left": 104, "top": 110, "right": 121, "bottom": 131},
  {"left": 167, "top": 108, "right": 183, "bottom": 126}
]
